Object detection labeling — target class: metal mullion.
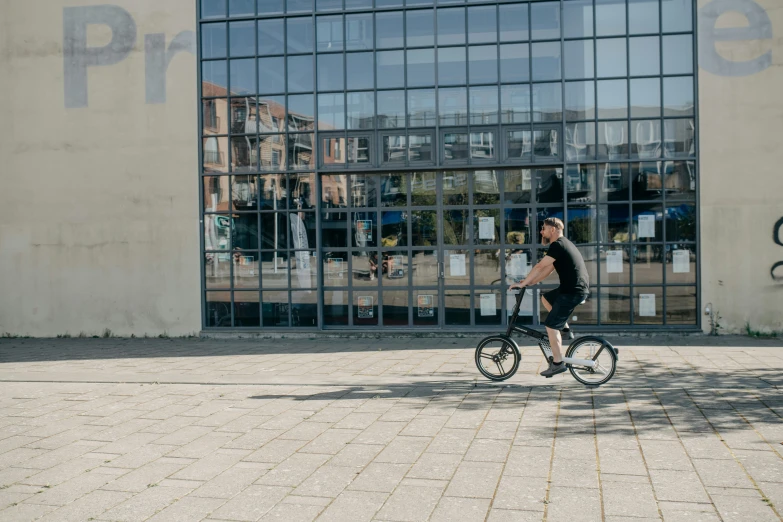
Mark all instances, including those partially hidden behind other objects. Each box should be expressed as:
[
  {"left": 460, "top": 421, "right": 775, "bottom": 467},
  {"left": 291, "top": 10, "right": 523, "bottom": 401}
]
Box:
[
  {"left": 690, "top": 0, "right": 701, "bottom": 330},
  {"left": 560, "top": 0, "right": 567, "bottom": 237},
  {"left": 198, "top": 4, "right": 208, "bottom": 331}
]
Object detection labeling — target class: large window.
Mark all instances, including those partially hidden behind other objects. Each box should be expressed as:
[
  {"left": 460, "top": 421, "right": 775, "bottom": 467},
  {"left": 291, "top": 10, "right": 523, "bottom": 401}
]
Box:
[{"left": 200, "top": 0, "right": 698, "bottom": 329}]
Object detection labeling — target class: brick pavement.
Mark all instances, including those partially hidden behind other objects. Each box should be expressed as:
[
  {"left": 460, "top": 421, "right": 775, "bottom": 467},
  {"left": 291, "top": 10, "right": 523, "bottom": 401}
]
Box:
[{"left": 0, "top": 336, "right": 780, "bottom": 521}]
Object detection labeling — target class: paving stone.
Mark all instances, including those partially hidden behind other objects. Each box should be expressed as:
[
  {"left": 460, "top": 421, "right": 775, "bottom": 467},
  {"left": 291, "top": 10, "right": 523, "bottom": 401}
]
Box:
[
  {"left": 170, "top": 449, "right": 249, "bottom": 482},
  {"left": 491, "top": 475, "right": 548, "bottom": 512},
  {"left": 427, "top": 428, "right": 476, "bottom": 455},
  {"left": 314, "top": 490, "right": 388, "bottom": 522},
  {"left": 22, "top": 470, "right": 114, "bottom": 506},
  {"left": 299, "top": 428, "right": 361, "bottom": 454},
  {"left": 374, "top": 436, "right": 431, "bottom": 464},
  {"left": 374, "top": 484, "right": 444, "bottom": 521},
  {"left": 657, "top": 501, "right": 721, "bottom": 522},
  {"left": 0, "top": 502, "right": 57, "bottom": 521},
  {"left": 292, "top": 464, "right": 360, "bottom": 497},
  {"left": 399, "top": 415, "right": 449, "bottom": 437},
  {"left": 712, "top": 491, "right": 781, "bottom": 522},
  {"left": 328, "top": 443, "right": 384, "bottom": 468},
  {"left": 145, "top": 496, "right": 225, "bottom": 522},
  {"left": 601, "top": 477, "right": 659, "bottom": 518},
  {"left": 445, "top": 461, "right": 503, "bottom": 499},
  {"left": 244, "top": 439, "right": 308, "bottom": 464},
  {"left": 691, "top": 458, "right": 756, "bottom": 488},
  {"left": 503, "top": 444, "right": 551, "bottom": 477},
  {"left": 259, "top": 501, "right": 324, "bottom": 522},
  {"left": 648, "top": 469, "right": 711, "bottom": 503},
  {"left": 348, "top": 462, "right": 408, "bottom": 493},
  {"left": 546, "top": 485, "right": 601, "bottom": 521},
  {"left": 209, "top": 485, "right": 290, "bottom": 522},
  {"left": 101, "top": 459, "right": 192, "bottom": 493},
  {"left": 733, "top": 449, "right": 783, "bottom": 484},
  {"left": 256, "top": 453, "right": 331, "bottom": 487},
  {"left": 185, "top": 462, "right": 268, "bottom": 499},
  {"left": 429, "top": 497, "right": 490, "bottom": 522},
  {"left": 486, "top": 508, "right": 543, "bottom": 521},
  {"left": 96, "top": 486, "right": 192, "bottom": 522}
]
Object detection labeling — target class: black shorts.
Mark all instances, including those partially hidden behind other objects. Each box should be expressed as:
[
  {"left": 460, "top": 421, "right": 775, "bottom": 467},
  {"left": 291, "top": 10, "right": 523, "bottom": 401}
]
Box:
[{"left": 542, "top": 288, "right": 588, "bottom": 330}]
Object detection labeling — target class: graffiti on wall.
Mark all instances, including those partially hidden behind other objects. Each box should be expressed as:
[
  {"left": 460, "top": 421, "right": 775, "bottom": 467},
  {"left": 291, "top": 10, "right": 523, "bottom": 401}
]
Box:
[
  {"left": 773, "top": 217, "right": 783, "bottom": 282},
  {"left": 63, "top": 5, "right": 195, "bottom": 108},
  {"left": 62, "top": 0, "right": 775, "bottom": 108}
]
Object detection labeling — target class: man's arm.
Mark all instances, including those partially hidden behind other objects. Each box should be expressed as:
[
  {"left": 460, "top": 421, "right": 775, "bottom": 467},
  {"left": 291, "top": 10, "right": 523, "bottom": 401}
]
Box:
[{"left": 510, "top": 256, "right": 555, "bottom": 289}]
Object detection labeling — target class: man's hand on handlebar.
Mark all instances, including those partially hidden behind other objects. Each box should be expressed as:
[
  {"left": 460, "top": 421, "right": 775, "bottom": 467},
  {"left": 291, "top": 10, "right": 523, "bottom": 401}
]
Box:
[{"left": 509, "top": 282, "right": 527, "bottom": 290}]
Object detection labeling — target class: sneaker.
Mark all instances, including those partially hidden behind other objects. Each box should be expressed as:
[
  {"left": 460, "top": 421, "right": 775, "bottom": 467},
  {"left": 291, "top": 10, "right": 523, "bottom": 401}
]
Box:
[
  {"left": 561, "top": 327, "right": 574, "bottom": 340},
  {"left": 540, "top": 361, "right": 567, "bottom": 378}
]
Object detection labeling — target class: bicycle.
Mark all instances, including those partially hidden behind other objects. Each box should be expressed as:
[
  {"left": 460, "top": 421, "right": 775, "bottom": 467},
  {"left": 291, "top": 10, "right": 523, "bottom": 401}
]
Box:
[{"left": 475, "top": 288, "right": 619, "bottom": 386}]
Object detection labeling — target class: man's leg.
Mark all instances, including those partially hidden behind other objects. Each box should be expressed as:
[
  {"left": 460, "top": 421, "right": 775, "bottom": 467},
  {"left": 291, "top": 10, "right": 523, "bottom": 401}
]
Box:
[
  {"left": 542, "top": 295, "right": 571, "bottom": 335},
  {"left": 545, "top": 326, "right": 563, "bottom": 363}
]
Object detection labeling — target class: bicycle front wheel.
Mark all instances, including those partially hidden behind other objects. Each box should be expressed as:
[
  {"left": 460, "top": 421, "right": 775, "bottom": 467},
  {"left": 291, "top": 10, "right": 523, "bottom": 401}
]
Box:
[
  {"left": 566, "top": 337, "right": 617, "bottom": 386},
  {"left": 475, "top": 335, "right": 520, "bottom": 382}
]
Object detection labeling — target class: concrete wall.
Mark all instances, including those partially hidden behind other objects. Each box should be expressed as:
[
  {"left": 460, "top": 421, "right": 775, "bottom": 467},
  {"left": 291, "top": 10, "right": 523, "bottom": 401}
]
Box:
[
  {"left": 0, "top": 1, "right": 199, "bottom": 336},
  {"left": 698, "top": 0, "right": 783, "bottom": 333}
]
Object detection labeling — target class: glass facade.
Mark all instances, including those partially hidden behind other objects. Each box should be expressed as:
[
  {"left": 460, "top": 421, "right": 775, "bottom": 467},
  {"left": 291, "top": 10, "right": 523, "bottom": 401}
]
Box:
[{"left": 199, "top": 0, "right": 697, "bottom": 329}]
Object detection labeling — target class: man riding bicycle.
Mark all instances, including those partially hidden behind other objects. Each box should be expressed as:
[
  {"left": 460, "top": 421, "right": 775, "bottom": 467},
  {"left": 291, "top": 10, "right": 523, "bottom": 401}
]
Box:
[{"left": 510, "top": 217, "right": 589, "bottom": 378}]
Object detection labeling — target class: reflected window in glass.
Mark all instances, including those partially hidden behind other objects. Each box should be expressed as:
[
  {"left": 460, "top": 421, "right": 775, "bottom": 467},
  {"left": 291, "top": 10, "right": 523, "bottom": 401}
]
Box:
[
  {"left": 663, "top": 35, "right": 694, "bottom": 75},
  {"left": 346, "top": 52, "right": 374, "bottom": 90},
  {"left": 382, "top": 135, "right": 407, "bottom": 164},
  {"left": 317, "top": 15, "right": 343, "bottom": 52},
  {"left": 468, "top": 6, "right": 497, "bottom": 44},
  {"left": 501, "top": 85, "right": 531, "bottom": 124},
  {"left": 202, "top": 23, "right": 227, "bottom": 59},
  {"left": 230, "top": 59, "right": 255, "bottom": 95},
  {"left": 500, "top": 44, "right": 530, "bottom": 83},
  {"left": 663, "top": 119, "right": 695, "bottom": 158},
  {"left": 532, "top": 83, "right": 562, "bottom": 123},
  {"left": 438, "top": 47, "right": 467, "bottom": 86},
  {"left": 407, "top": 9, "right": 435, "bottom": 47},
  {"left": 376, "top": 11, "right": 404, "bottom": 49},
  {"left": 470, "top": 86, "right": 499, "bottom": 125},
  {"left": 377, "top": 91, "right": 405, "bottom": 129},
  {"left": 438, "top": 8, "right": 466, "bottom": 46},
  {"left": 506, "top": 130, "right": 532, "bottom": 161},
  {"left": 532, "top": 42, "right": 561, "bottom": 81},
  {"left": 629, "top": 0, "right": 660, "bottom": 34},
  {"left": 630, "top": 78, "right": 661, "bottom": 119},
  {"left": 347, "top": 92, "right": 374, "bottom": 130},
  {"left": 408, "top": 89, "right": 437, "bottom": 127},
  {"left": 664, "top": 77, "right": 694, "bottom": 117},
  {"left": 565, "top": 122, "right": 596, "bottom": 161},
  {"left": 629, "top": 36, "right": 660, "bottom": 76},
  {"left": 596, "top": 0, "right": 626, "bottom": 36},
  {"left": 631, "top": 121, "right": 662, "bottom": 159},
  {"left": 597, "top": 38, "right": 627, "bottom": 78},
  {"left": 439, "top": 88, "right": 468, "bottom": 126},
  {"left": 597, "top": 79, "right": 628, "bottom": 119},
  {"left": 499, "top": 3, "right": 529, "bottom": 42},
  {"left": 598, "top": 121, "right": 628, "bottom": 160},
  {"left": 563, "top": 0, "right": 593, "bottom": 38},
  {"left": 287, "top": 18, "right": 314, "bottom": 53},
  {"left": 533, "top": 128, "right": 560, "bottom": 160},
  {"left": 564, "top": 40, "right": 594, "bottom": 80},
  {"left": 287, "top": 94, "right": 315, "bottom": 131},
  {"left": 318, "top": 93, "right": 345, "bottom": 131},
  {"left": 287, "top": 55, "right": 314, "bottom": 92},
  {"left": 503, "top": 169, "right": 532, "bottom": 204},
  {"left": 531, "top": 1, "right": 560, "bottom": 41},
  {"left": 318, "top": 53, "right": 344, "bottom": 91},
  {"left": 346, "top": 13, "right": 373, "bottom": 51},
  {"left": 377, "top": 51, "right": 405, "bottom": 89},
  {"left": 598, "top": 163, "right": 630, "bottom": 201}
]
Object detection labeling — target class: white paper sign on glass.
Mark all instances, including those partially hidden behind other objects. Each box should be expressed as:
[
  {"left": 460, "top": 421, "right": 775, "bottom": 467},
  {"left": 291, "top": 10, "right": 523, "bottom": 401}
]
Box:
[
  {"left": 479, "top": 217, "right": 495, "bottom": 240},
  {"left": 639, "top": 293, "right": 656, "bottom": 317},
  {"left": 449, "top": 253, "right": 467, "bottom": 277},
  {"left": 480, "top": 294, "right": 496, "bottom": 316},
  {"left": 509, "top": 252, "right": 528, "bottom": 278},
  {"left": 507, "top": 289, "right": 533, "bottom": 316},
  {"left": 606, "top": 250, "right": 623, "bottom": 273},
  {"left": 638, "top": 214, "right": 655, "bottom": 238},
  {"left": 417, "top": 294, "right": 434, "bottom": 317},
  {"left": 673, "top": 250, "right": 690, "bottom": 273}
]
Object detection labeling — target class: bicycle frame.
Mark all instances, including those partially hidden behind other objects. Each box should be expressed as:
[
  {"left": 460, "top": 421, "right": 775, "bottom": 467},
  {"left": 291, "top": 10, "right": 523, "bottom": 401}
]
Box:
[{"left": 507, "top": 289, "right": 599, "bottom": 369}]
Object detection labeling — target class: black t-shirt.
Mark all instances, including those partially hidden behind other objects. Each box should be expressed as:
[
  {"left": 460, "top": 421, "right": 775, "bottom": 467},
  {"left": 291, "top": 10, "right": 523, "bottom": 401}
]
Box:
[{"left": 545, "top": 236, "right": 589, "bottom": 294}]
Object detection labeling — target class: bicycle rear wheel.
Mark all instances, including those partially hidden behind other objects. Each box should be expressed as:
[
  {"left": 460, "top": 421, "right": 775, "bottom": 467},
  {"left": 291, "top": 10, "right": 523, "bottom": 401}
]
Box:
[
  {"left": 566, "top": 337, "right": 617, "bottom": 386},
  {"left": 475, "top": 335, "right": 520, "bottom": 381}
]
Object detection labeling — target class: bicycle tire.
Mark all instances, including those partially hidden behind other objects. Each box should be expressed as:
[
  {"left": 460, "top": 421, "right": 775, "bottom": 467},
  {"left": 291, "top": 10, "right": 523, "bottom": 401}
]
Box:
[
  {"left": 566, "top": 336, "right": 617, "bottom": 386},
  {"left": 475, "top": 335, "right": 521, "bottom": 382}
]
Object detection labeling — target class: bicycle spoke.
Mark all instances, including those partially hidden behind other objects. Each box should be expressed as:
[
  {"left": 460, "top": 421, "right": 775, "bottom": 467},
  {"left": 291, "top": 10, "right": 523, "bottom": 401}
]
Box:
[
  {"left": 497, "top": 360, "right": 505, "bottom": 375},
  {"left": 480, "top": 353, "right": 495, "bottom": 360}
]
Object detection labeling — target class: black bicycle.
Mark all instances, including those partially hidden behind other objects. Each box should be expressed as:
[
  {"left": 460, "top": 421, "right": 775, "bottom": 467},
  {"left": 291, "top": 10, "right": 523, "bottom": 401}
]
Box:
[{"left": 475, "top": 289, "right": 619, "bottom": 386}]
